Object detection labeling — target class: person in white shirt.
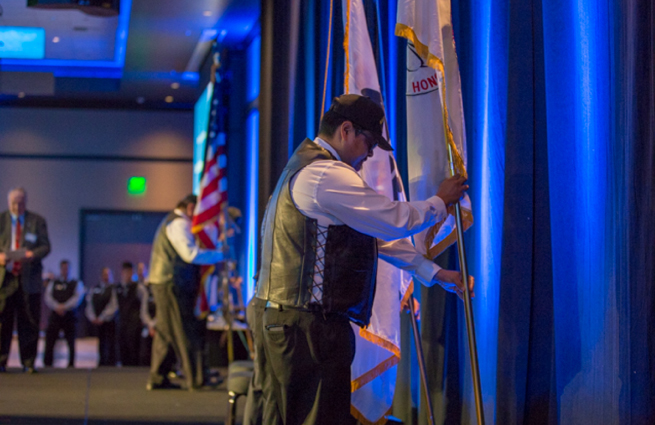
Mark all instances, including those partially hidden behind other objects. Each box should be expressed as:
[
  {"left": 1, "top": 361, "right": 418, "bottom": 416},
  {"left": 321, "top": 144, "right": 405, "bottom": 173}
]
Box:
[
  {"left": 255, "top": 94, "right": 474, "bottom": 425},
  {"left": 85, "top": 267, "right": 118, "bottom": 366},
  {"left": 147, "top": 195, "right": 224, "bottom": 390},
  {"left": 43, "top": 259, "right": 85, "bottom": 368}
]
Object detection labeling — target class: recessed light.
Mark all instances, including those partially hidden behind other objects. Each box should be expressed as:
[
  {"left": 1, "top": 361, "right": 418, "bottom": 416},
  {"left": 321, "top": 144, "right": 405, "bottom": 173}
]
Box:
[
  {"left": 165, "top": 96, "right": 174, "bottom": 103},
  {"left": 171, "top": 82, "right": 180, "bottom": 90},
  {"left": 17, "top": 92, "right": 26, "bottom": 98},
  {"left": 52, "top": 36, "right": 60, "bottom": 43},
  {"left": 203, "top": 10, "right": 212, "bottom": 17}
]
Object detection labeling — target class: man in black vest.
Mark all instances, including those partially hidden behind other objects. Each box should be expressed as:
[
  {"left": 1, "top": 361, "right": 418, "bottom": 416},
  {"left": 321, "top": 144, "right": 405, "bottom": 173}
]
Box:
[
  {"left": 0, "top": 187, "right": 51, "bottom": 373},
  {"left": 116, "top": 261, "right": 142, "bottom": 366},
  {"left": 43, "top": 259, "right": 85, "bottom": 367},
  {"left": 255, "top": 94, "right": 473, "bottom": 424},
  {"left": 85, "top": 267, "right": 118, "bottom": 366},
  {"left": 147, "top": 194, "right": 224, "bottom": 390}
]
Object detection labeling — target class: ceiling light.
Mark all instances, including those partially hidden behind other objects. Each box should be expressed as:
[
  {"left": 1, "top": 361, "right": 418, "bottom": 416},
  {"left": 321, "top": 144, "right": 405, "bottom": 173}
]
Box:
[
  {"left": 203, "top": 11, "right": 212, "bottom": 17},
  {"left": 165, "top": 96, "right": 174, "bottom": 103},
  {"left": 136, "top": 96, "right": 145, "bottom": 104},
  {"left": 171, "top": 82, "right": 180, "bottom": 90},
  {"left": 18, "top": 92, "right": 26, "bottom": 98},
  {"left": 52, "top": 36, "right": 60, "bottom": 43}
]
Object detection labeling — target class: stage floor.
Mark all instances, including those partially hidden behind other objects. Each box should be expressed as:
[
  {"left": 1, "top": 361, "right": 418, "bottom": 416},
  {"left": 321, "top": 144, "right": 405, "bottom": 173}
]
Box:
[{"left": 0, "top": 338, "right": 244, "bottom": 424}]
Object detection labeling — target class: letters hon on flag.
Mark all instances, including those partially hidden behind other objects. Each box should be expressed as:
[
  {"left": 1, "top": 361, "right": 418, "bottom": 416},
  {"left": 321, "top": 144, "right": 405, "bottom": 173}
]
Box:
[{"left": 396, "top": 0, "right": 473, "bottom": 261}]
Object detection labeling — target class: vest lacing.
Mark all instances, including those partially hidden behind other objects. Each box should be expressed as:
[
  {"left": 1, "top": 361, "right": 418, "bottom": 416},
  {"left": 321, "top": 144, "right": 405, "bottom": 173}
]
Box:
[{"left": 308, "top": 224, "right": 329, "bottom": 305}]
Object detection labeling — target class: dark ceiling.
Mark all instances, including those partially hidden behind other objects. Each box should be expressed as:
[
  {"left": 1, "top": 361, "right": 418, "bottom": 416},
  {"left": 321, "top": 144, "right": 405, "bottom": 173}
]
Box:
[{"left": 0, "top": 0, "right": 260, "bottom": 110}]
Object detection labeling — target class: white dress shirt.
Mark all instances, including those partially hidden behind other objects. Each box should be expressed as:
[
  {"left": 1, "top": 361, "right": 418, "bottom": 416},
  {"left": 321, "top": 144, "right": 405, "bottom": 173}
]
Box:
[
  {"left": 166, "top": 209, "right": 224, "bottom": 265},
  {"left": 289, "top": 137, "right": 447, "bottom": 302}
]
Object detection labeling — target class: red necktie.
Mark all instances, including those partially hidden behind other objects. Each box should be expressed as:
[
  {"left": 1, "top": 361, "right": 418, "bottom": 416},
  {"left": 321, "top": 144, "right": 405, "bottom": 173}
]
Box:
[{"left": 13, "top": 220, "right": 22, "bottom": 275}]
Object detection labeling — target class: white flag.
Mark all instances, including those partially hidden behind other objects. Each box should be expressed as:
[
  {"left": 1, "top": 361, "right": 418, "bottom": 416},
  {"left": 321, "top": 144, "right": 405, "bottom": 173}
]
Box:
[
  {"left": 397, "top": 0, "right": 473, "bottom": 260},
  {"left": 343, "top": 0, "right": 413, "bottom": 423}
]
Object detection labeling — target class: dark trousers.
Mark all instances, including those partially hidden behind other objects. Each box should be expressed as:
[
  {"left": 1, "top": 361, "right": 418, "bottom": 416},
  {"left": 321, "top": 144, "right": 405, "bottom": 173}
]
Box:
[
  {"left": 96, "top": 321, "right": 116, "bottom": 366},
  {"left": 243, "top": 297, "right": 267, "bottom": 425},
  {"left": 118, "top": 315, "right": 142, "bottom": 366},
  {"left": 149, "top": 282, "right": 203, "bottom": 388},
  {"left": 44, "top": 311, "right": 77, "bottom": 367},
  {"left": 139, "top": 333, "right": 153, "bottom": 366},
  {"left": 261, "top": 306, "right": 356, "bottom": 425},
  {"left": 0, "top": 278, "right": 41, "bottom": 368}
]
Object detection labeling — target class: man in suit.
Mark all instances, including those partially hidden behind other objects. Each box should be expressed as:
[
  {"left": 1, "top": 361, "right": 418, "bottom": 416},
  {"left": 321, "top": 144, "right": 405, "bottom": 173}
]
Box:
[{"left": 0, "top": 187, "right": 51, "bottom": 373}]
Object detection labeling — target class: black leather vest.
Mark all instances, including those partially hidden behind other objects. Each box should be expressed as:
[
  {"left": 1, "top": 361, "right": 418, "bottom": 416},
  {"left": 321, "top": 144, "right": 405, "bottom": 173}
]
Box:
[
  {"left": 149, "top": 211, "right": 200, "bottom": 289},
  {"left": 256, "top": 139, "right": 378, "bottom": 327},
  {"left": 91, "top": 284, "right": 113, "bottom": 317},
  {"left": 116, "top": 282, "right": 140, "bottom": 322},
  {"left": 53, "top": 279, "right": 77, "bottom": 304}
]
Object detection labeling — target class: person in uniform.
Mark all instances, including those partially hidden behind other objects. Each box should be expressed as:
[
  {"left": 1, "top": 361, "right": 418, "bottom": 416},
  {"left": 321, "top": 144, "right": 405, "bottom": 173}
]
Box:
[
  {"left": 146, "top": 194, "right": 224, "bottom": 390},
  {"left": 85, "top": 267, "right": 118, "bottom": 366},
  {"left": 116, "top": 261, "right": 142, "bottom": 366},
  {"left": 255, "top": 94, "right": 474, "bottom": 424},
  {"left": 0, "top": 187, "right": 51, "bottom": 373},
  {"left": 43, "top": 259, "right": 85, "bottom": 368},
  {"left": 136, "top": 262, "right": 154, "bottom": 365}
]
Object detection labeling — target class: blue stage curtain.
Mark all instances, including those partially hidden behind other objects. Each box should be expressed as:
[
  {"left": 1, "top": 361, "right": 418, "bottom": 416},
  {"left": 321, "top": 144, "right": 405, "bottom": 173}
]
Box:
[
  {"left": 257, "top": 0, "right": 655, "bottom": 423},
  {"left": 453, "top": 0, "right": 655, "bottom": 423}
]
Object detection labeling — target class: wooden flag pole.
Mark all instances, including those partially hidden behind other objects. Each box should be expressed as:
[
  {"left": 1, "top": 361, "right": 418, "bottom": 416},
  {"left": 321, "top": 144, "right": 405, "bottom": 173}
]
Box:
[{"left": 408, "top": 294, "right": 436, "bottom": 425}]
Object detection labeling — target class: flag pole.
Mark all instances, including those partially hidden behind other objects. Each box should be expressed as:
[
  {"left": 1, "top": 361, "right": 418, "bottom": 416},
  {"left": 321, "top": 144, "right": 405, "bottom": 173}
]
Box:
[
  {"left": 446, "top": 145, "right": 485, "bottom": 425},
  {"left": 408, "top": 294, "right": 436, "bottom": 425}
]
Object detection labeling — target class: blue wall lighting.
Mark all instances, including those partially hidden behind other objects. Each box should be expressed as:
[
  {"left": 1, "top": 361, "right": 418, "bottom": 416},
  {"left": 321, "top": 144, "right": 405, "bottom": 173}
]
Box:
[{"left": 0, "top": 27, "right": 46, "bottom": 59}]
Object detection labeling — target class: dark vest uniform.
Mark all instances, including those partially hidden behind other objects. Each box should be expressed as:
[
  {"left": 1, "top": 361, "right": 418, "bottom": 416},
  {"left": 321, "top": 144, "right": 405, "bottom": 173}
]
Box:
[
  {"left": 116, "top": 282, "right": 141, "bottom": 321},
  {"left": 116, "top": 282, "right": 142, "bottom": 366},
  {"left": 89, "top": 284, "right": 117, "bottom": 366},
  {"left": 255, "top": 139, "right": 378, "bottom": 327},
  {"left": 91, "top": 285, "right": 113, "bottom": 318},
  {"left": 149, "top": 211, "right": 200, "bottom": 289},
  {"left": 44, "top": 279, "right": 80, "bottom": 367},
  {"left": 52, "top": 279, "right": 78, "bottom": 305}
]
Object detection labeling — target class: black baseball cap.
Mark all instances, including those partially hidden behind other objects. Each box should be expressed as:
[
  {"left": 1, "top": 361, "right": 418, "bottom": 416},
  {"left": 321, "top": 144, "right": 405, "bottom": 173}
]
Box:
[{"left": 329, "top": 94, "right": 393, "bottom": 151}]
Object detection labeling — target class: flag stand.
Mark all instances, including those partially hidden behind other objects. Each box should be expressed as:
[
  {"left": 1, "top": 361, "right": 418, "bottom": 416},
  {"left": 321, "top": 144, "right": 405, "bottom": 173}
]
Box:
[{"left": 408, "top": 294, "right": 436, "bottom": 425}]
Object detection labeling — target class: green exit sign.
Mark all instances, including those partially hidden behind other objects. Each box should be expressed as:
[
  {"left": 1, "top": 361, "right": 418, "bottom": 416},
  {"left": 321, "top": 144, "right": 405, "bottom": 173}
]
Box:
[{"left": 127, "top": 176, "right": 147, "bottom": 196}]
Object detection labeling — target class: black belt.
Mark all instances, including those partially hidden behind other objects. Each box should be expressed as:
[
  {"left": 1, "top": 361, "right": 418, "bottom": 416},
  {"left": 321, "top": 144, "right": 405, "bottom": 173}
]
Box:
[
  {"left": 265, "top": 300, "right": 322, "bottom": 312},
  {"left": 264, "top": 300, "right": 351, "bottom": 322}
]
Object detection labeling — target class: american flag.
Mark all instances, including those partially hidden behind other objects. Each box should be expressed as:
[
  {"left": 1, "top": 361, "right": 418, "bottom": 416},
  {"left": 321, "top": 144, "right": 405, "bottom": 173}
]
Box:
[{"left": 192, "top": 70, "right": 228, "bottom": 319}]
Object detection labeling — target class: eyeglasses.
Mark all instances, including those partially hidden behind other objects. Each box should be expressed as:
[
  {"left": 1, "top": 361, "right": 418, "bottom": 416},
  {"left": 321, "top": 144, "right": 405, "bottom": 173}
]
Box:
[{"left": 355, "top": 128, "right": 377, "bottom": 153}]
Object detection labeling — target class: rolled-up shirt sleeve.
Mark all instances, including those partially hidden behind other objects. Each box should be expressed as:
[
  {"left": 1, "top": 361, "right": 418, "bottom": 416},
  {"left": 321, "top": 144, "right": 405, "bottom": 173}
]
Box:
[
  {"left": 44, "top": 281, "right": 59, "bottom": 311},
  {"left": 165, "top": 217, "right": 224, "bottom": 265},
  {"left": 312, "top": 162, "right": 447, "bottom": 241},
  {"left": 377, "top": 238, "right": 441, "bottom": 285}
]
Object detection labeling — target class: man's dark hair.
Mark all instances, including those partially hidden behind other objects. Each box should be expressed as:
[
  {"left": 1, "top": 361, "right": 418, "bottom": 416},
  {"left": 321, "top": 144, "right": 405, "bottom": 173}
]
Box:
[
  {"left": 318, "top": 109, "right": 349, "bottom": 138},
  {"left": 122, "top": 261, "right": 134, "bottom": 270},
  {"left": 176, "top": 194, "right": 197, "bottom": 210},
  {"left": 60, "top": 259, "right": 69, "bottom": 266},
  {"left": 318, "top": 109, "right": 366, "bottom": 139}
]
